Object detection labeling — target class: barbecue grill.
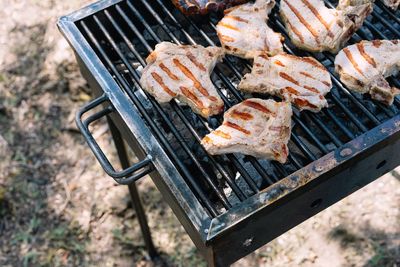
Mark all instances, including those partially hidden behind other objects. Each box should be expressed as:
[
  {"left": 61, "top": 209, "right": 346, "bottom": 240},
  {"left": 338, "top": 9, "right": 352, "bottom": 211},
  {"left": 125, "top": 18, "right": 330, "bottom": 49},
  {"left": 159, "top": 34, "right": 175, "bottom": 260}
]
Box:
[{"left": 58, "top": 0, "right": 400, "bottom": 266}]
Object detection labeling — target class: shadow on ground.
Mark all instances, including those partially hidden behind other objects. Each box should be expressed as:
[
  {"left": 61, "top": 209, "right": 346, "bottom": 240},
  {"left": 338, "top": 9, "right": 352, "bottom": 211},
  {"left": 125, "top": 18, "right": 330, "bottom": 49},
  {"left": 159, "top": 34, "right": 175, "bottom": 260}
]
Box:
[{"left": 328, "top": 223, "right": 400, "bottom": 267}]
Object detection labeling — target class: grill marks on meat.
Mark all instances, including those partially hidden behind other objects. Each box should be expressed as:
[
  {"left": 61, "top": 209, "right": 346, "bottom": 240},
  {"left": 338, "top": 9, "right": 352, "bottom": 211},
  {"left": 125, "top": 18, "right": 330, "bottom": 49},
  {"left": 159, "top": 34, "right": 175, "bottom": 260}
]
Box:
[
  {"left": 172, "top": 0, "right": 250, "bottom": 15},
  {"left": 239, "top": 53, "right": 332, "bottom": 112},
  {"left": 335, "top": 40, "right": 400, "bottom": 105},
  {"left": 140, "top": 42, "right": 225, "bottom": 118},
  {"left": 216, "top": 0, "right": 284, "bottom": 59},
  {"left": 280, "top": 0, "right": 373, "bottom": 53},
  {"left": 201, "top": 99, "right": 292, "bottom": 163}
]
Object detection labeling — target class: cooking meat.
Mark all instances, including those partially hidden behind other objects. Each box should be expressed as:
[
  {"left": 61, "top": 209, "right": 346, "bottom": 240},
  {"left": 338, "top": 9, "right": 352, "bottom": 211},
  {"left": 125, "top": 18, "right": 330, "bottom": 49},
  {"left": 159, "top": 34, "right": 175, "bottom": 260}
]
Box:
[
  {"left": 338, "top": 0, "right": 399, "bottom": 10},
  {"left": 280, "top": 0, "right": 373, "bottom": 53},
  {"left": 201, "top": 99, "right": 292, "bottom": 163},
  {"left": 335, "top": 40, "right": 400, "bottom": 105},
  {"left": 140, "top": 42, "right": 225, "bottom": 118},
  {"left": 171, "top": 0, "right": 250, "bottom": 15},
  {"left": 216, "top": 0, "right": 284, "bottom": 59},
  {"left": 238, "top": 53, "right": 332, "bottom": 112},
  {"left": 381, "top": 0, "right": 400, "bottom": 9}
]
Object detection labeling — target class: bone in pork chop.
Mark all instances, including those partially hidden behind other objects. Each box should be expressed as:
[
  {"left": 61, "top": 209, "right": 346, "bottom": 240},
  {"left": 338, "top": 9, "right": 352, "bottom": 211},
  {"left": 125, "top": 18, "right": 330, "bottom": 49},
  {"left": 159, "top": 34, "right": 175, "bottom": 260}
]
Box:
[
  {"left": 338, "top": 0, "right": 399, "bottom": 10},
  {"left": 201, "top": 99, "right": 292, "bottom": 163},
  {"left": 381, "top": 0, "right": 400, "bottom": 9},
  {"left": 335, "top": 40, "right": 400, "bottom": 105},
  {"left": 238, "top": 53, "right": 332, "bottom": 112},
  {"left": 280, "top": 0, "right": 373, "bottom": 53},
  {"left": 140, "top": 42, "right": 225, "bottom": 118},
  {"left": 216, "top": 0, "right": 284, "bottom": 59}
]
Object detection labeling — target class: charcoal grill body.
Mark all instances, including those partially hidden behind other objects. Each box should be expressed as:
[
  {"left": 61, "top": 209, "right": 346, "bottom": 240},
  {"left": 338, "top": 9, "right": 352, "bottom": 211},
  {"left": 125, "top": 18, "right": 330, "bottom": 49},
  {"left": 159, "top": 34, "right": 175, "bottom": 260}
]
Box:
[{"left": 58, "top": 0, "right": 400, "bottom": 266}]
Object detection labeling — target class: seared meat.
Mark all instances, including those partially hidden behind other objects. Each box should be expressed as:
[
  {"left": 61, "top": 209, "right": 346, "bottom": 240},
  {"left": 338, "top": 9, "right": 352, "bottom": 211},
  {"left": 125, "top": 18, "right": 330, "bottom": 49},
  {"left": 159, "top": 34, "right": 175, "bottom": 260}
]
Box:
[
  {"left": 216, "top": 0, "right": 284, "bottom": 59},
  {"left": 201, "top": 99, "right": 292, "bottom": 163},
  {"left": 238, "top": 53, "right": 332, "bottom": 112},
  {"left": 335, "top": 40, "right": 400, "bottom": 105},
  {"left": 140, "top": 42, "right": 225, "bottom": 118},
  {"left": 172, "top": 0, "right": 249, "bottom": 15},
  {"left": 280, "top": 0, "right": 373, "bottom": 53},
  {"left": 382, "top": 0, "right": 400, "bottom": 9},
  {"left": 338, "top": 0, "right": 399, "bottom": 10}
]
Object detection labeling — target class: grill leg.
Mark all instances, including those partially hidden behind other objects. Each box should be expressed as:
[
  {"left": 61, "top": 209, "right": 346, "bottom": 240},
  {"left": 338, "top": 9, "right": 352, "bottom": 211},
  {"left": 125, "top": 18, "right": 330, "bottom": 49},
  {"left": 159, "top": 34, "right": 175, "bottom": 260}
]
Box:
[{"left": 106, "top": 117, "right": 158, "bottom": 260}]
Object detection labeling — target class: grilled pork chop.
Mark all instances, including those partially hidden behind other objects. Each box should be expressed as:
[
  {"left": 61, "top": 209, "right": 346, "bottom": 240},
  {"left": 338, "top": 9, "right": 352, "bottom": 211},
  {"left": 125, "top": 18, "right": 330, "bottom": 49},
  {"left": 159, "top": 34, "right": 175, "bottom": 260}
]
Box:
[
  {"left": 216, "top": 0, "right": 284, "bottom": 59},
  {"left": 338, "top": 0, "right": 399, "bottom": 10},
  {"left": 172, "top": 0, "right": 249, "bottom": 15},
  {"left": 280, "top": 0, "right": 373, "bottom": 53},
  {"left": 201, "top": 99, "right": 292, "bottom": 163},
  {"left": 140, "top": 42, "right": 225, "bottom": 118},
  {"left": 382, "top": 0, "right": 400, "bottom": 9},
  {"left": 238, "top": 53, "right": 332, "bottom": 112},
  {"left": 335, "top": 40, "right": 400, "bottom": 105}
]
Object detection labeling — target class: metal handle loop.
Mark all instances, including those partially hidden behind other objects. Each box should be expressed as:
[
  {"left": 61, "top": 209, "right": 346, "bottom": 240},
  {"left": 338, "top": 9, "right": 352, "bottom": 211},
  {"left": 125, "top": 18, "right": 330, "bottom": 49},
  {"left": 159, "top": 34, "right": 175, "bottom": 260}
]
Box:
[{"left": 75, "top": 94, "right": 153, "bottom": 185}]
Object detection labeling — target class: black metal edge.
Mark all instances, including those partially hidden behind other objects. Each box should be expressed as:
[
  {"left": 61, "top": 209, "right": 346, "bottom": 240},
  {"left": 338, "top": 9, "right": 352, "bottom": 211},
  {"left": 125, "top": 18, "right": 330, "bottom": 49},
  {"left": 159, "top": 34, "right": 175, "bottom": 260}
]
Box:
[
  {"left": 59, "top": 0, "right": 123, "bottom": 23},
  {"left": 206, "top": 115, "right": 400, "bottom": 242},
  {"left": 57, "top": 18, "right": 212, "bottom": 240}
]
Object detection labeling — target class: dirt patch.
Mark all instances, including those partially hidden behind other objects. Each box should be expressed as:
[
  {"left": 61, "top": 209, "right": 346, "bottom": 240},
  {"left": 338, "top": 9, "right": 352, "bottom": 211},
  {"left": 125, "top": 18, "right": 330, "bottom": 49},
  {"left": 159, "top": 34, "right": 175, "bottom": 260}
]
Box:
[{"left": 0, "top": 1, "right": 399, "bottom": 267}]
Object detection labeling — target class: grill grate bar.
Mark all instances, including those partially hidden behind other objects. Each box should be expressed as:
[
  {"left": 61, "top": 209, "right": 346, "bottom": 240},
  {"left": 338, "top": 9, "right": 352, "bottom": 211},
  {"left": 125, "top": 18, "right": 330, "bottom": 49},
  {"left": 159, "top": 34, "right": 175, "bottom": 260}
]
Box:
[
  {"left": 305, "top": 113, "right": 343, "bottom": 147},
  {"left": 291, "top": 134, "right": 317, "bottom": 161},
  {"left": 79, "top": 20, "right": 221, "bottom": 216},
  {"left": 288, "top": 154, "right": 303, "bottom": 169},
  {"left": 324, "top": 108, "right": 356, "bottom": 139}
]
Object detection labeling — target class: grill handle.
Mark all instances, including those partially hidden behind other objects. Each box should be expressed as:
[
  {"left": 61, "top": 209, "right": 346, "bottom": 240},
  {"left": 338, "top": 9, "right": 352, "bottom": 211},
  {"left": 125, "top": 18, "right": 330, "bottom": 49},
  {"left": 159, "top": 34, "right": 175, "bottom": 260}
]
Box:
[{"left": 76, "top": 94, "right": 154, "bottom": 185}]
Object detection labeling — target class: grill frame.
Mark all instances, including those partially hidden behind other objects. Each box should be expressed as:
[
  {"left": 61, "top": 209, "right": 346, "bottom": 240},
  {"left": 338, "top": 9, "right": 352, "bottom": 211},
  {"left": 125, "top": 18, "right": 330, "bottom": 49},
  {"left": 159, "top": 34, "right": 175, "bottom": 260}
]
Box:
[{"left": 58, "top": 0, "right": 400, "bottom": 265}]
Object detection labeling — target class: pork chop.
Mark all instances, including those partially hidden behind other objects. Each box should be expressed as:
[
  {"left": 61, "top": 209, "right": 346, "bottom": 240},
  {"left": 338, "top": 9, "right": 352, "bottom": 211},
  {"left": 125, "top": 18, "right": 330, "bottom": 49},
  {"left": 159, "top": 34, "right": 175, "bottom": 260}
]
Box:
[
  {"left": 280, "top": 0, "right": 373, "bottom": 53},
  {"left": 382, "top": 0, "right": 400, "bottom": 9},
  {"left": 140, "top": 42, "right": 225, "bottom": 118},
  {"left": 216, "top": 0, "right": 284, "bottom": 59},
  {"left": 335, "top": 40, "right": 400, "bottom": 105},
  {"left": 338, "top": 0, "right": 399, "bottom": 10},
  {"left": 238, "top": 53, "right": 332, "bottom": 112},
  {"left": 201, "top": 99, "right": 292, "bottom": 163}
]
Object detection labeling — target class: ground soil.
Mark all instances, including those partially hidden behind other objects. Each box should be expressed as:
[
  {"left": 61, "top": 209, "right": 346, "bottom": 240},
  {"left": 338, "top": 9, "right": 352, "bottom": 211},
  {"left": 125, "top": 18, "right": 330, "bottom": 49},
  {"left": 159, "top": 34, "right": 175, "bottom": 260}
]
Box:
[{"left": 0, "top": 1, "right": 399, "bottom": 267}]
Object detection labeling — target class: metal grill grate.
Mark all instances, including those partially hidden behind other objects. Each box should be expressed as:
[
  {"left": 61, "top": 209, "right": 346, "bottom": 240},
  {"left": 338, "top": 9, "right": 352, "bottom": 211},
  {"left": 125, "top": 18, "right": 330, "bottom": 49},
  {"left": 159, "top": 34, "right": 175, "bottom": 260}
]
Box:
[{"left": 76, "top": 0, "right": 400, "bottom": 217}]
